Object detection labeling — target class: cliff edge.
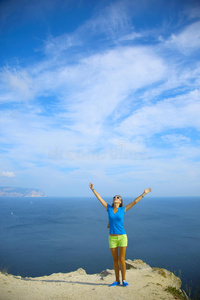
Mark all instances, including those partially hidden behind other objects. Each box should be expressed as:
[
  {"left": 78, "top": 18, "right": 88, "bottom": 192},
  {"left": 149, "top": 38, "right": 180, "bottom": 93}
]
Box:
[{"left": 0, "top": 259, "right": 189, "bottom": 300}]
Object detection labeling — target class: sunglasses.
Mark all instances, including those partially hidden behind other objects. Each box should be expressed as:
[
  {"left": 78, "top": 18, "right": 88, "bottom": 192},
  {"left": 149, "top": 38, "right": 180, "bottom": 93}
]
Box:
[{"left": 113, "top": 196, "right": 120, "bottom": 199}]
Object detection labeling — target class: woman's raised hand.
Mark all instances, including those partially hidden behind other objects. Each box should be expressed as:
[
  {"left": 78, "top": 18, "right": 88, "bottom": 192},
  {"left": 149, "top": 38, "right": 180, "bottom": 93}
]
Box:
[
  {"left": 144, "top": 187, "right": 152, "bottom": 194},
  {"left": 89, "top": 182, "right": 94, "bottom": 190}
]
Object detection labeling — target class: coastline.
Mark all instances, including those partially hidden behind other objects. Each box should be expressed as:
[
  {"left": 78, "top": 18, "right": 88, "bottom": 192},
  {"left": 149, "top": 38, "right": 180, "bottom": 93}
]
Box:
[{"left": 0, "top": 259, "right": 189, "bottom": 300}]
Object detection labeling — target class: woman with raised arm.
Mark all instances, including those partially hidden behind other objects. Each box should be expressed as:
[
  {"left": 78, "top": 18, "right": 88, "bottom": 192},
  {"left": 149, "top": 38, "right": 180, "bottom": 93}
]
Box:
[{"left": 89, "top": 182, "right": 152, "bottom": 287}]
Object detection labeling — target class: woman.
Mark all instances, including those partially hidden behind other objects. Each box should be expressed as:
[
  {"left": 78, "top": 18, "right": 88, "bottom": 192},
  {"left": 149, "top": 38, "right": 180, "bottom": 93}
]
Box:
[{"left": 89, "top": 182, "right": 152, "bottom": 287}]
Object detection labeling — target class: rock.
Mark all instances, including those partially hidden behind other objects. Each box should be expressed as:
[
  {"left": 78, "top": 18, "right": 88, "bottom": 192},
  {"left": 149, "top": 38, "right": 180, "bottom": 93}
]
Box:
[
  {"left": 152, "top": 267, "right": 182, "bottom": 288},
  {"left": 100, "top": 269, "right": 113, "bottom": 277},
  {"left": 76, "top": 268, "right": 87, "bottom": 275},
  {"left": 99, "top": 269, "right": 114, "bottom": 280},
  {"left": 13, "top": 276, "right": 21, "bottom": 279},
  {"left": 125, "top": 259, "right": 152, "bottom": 270}
]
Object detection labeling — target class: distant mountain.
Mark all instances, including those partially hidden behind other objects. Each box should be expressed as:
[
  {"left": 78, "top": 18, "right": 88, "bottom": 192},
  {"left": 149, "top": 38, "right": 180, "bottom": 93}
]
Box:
[{"left": 0, "top": 187, "right": 46, "bottom": 197}]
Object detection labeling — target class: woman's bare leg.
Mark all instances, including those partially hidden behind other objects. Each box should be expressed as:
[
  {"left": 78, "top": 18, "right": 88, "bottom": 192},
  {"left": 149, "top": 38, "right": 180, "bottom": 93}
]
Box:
[
  {"left": 110, "top": 247, "right": 120, "bottom": 282},
  {"left": 119, "top": 246, "right": 127, "bottom": 281}
]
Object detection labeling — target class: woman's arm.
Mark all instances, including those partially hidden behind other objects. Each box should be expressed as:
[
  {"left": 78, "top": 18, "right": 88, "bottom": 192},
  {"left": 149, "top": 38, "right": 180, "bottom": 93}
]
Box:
[
  {"left": 125, "top": 187, "right": 152, "bottom": 212},
  {"left": 89, "top": 183, "right": 108, "bottom": 209}
]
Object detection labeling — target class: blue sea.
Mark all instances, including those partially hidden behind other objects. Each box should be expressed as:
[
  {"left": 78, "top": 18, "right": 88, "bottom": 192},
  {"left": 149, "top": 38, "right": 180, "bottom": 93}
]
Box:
[{"left": 0, "top": 196, "right": 200, "bottom": 297}]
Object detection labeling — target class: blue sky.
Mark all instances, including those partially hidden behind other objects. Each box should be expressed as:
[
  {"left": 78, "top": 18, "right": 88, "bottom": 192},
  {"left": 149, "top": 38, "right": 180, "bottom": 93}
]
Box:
[{"left": 0, "top": 0, "right": 200, "bottom": 197}]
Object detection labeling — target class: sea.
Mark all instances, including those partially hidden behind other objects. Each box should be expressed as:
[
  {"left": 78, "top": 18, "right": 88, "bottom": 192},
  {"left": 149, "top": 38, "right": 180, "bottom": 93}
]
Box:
[{"left": 0, "top": 196, "right": 200, "bottom": 298}]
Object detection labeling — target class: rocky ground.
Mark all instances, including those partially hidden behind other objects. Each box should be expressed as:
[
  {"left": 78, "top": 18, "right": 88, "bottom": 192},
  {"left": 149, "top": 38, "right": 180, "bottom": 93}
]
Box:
[{"left": 0, "top": 259, "right": 189, "bottom": 300}]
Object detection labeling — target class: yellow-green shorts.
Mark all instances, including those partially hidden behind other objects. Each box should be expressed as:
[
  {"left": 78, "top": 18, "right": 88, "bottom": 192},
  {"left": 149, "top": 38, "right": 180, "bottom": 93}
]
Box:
[{"left": 109, "top": 234, "right": 128, "bottom": 248}]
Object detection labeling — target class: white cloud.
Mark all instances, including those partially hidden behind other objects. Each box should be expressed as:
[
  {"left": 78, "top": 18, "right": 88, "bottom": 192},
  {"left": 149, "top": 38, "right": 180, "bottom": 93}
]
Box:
[
  {"left": 92, "top": 1, "right": 132, "bottom": 39},
  {"left": 118, "top": 31, "right": 142, "bottom": 42},
  {"left": 55, "top": 46, "right": 167, "bottom": 131},
  {"left": 0, "top": 44, "right": 167, "bottom": 142},
  {"left": 0, "top": 68, "right": 34, "bottom": 102},
  {"left": 44, "top": 33, "right": 82, "bottom": 57},
  {"left": 43, "top": 0, "right": 134, "bottom": 58},
  {"left": 116, "top": 89, "right": 200, "bottom": 137},
  {"left": 141, "top": 63, "right": 200, "bottom": 102},
  {"left": 161, "top": 134, "right": 190, "bottom": 146},
  {"left": 0, "top": 170, "right": 15, "bottom": 177},
  {"left": 165, "top": 21, "right": 200, "bottom": 55},
  {"left": 184, "top": 4, "right": 200, "bottom": 21}
]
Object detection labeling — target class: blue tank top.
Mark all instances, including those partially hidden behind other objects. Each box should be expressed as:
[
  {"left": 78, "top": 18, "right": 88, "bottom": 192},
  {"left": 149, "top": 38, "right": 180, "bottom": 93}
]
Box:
[{"left": 107, "top": 204, "right": 126, "bottom": 235}]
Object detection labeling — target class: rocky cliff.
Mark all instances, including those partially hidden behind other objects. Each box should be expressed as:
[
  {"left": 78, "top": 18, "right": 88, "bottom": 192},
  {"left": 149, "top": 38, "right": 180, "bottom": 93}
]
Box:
[
  {"left": 0, "top": 187, "right": 46, "bottom": 197},
  {"left": 0, "top": 259, "right": 190, "bottom": 300}
]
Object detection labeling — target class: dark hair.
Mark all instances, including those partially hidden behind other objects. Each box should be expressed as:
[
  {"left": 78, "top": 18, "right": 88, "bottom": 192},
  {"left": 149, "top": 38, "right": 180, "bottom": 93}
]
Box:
[{"left": 112, "top": 195, "right": 123, "bottom": 207}]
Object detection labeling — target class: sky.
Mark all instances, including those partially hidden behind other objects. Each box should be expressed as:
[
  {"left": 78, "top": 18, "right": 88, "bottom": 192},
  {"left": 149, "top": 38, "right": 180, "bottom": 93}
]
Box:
[{"left": 0, "top": 0, "right": 200, "bottom": 197}]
